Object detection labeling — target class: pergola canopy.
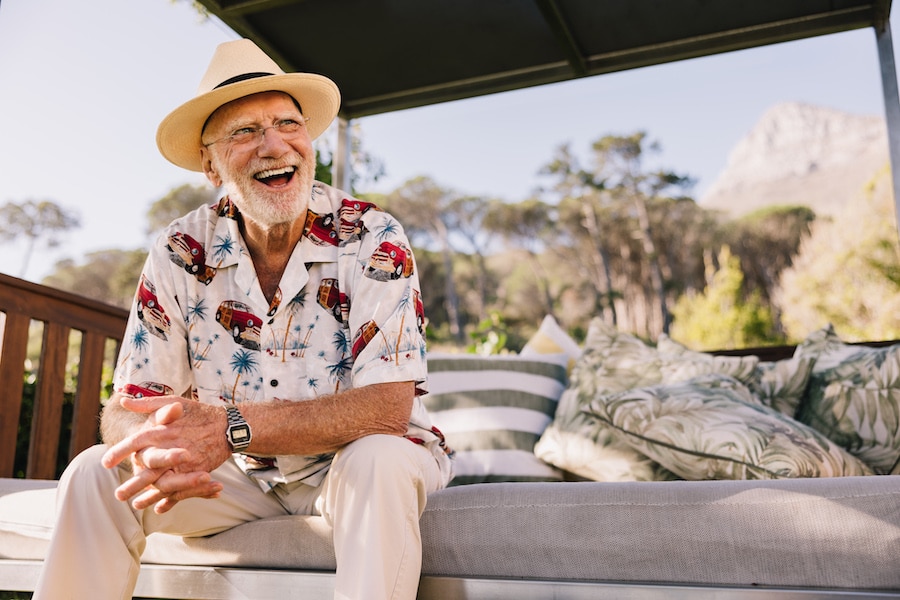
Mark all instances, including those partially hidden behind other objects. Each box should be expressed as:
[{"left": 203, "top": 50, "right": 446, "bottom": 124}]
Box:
[
  {"left": 196, "top": 0, "right": 892, "bottom": 120},
  {"left": 197, "top": 0, "right": 900, "bottom": 222}
]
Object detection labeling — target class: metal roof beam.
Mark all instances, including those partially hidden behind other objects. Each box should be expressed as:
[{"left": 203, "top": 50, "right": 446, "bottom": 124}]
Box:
[
  {"left": 208, "top": 0, "right": 306, "bottom": 18},
  {"left": 196, "top": 0, "right": 299, "bottom": 71},
  {"left": 533, "top": 0, "right": 588, "bottom": 77}
]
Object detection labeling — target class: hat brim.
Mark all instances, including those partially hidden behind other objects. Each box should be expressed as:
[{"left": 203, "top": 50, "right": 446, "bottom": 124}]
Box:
[{"left": 156, "top": 73, "right": 340, "bottom": 172}]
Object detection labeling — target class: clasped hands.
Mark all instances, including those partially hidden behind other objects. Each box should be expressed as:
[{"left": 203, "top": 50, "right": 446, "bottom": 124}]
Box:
[{"left": 102, "top": 396, "right": 232, "bottom": 514}]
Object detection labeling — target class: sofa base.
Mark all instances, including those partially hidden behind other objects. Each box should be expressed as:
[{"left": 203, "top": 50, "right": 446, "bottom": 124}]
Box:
[
  {"left": 3, "top": 560, "right": 900, "bottom": 600},
  {"left": 4, "top": 476, "right": 900, "bottom": 598}
]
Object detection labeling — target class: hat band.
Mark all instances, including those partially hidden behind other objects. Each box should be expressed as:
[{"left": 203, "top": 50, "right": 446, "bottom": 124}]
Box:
[{"left": 214, "top": 72, "right": 276, "bottom": 89}]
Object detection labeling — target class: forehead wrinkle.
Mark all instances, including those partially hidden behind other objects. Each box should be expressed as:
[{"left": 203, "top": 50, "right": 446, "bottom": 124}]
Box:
[{"left": 201, "top": 92, "right": 303, "bottom": 140}]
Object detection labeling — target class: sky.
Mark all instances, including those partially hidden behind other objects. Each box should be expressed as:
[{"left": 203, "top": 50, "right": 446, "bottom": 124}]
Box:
[{"left": 0, "top": 0, "right": 897, "bottom": 282}]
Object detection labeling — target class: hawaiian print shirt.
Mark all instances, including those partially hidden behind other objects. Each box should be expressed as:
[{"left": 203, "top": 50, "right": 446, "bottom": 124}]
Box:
[{"left": 113, "top": 181, "right": 453, "bottom": 489}]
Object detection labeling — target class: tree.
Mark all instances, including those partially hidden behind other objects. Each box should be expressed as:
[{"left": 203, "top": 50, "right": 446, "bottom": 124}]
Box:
[
  {"left": 314, "top": 121, "right": 385, "bottom": 194},
  {"left": 588, "top": 133, "right": 694, "bottom": 334},
  {"left": 0, "top": 199, "right": 81, "bottom": 277},
  {"left": 537, "top": 133, "right": 697, "bottom": 338},
  {"left": 776, "top": 166, "right": 900, "bottom": 341},
  {"left": 42, "top": 249, "right": 148, "bottom": 309},
  {"left": 146, "top": 183, "right": 219, "bottom": 236},
  {"left": 541, "top": 144, "right": 620, "bottom": 327},
  {"left": 444, "top": 195, "right": 498, "bottom": 322},
  {"left": 483, "top": 198, "right": 558, "bottom": 319},
  {"left": 722, "top": 205, "right": 816, "bottom": 307},
  {"left": 383, "top": 177, "right": 467, "bottom": 343},
  {"left": 670, "top": 246, "right": 780, "bottom": 350}
]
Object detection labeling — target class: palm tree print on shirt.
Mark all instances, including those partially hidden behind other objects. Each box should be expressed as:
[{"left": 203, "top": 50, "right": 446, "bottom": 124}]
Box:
[{"left": 228, "top": 348, "right": 259, "bottom": 404}]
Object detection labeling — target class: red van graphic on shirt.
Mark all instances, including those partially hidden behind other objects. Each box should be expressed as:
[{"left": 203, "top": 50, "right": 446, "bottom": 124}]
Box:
[
  {"left": 216, "top": 300, "right": 262, "bottom": 350},
  {"left": 304, "top": 210, "right": 338, "bottom": 246},
  {"left": 167, "top": 232, "right": 216, "bottom": 284},
  {"left": 367, "top": 241, "right": 414, "bottom": 281},
  {"left": 136, "top": 275, "right": 171, "bottom": 340}
]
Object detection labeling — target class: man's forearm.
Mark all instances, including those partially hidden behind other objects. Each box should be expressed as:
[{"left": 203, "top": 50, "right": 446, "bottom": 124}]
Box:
[{"left": 240, "top": 381, "right": 414, "bottom": 456}]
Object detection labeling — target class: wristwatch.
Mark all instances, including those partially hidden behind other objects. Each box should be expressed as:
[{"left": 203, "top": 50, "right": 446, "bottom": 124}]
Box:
[{"left": 224, "top": 405, "right": 252, "bottom": 452}]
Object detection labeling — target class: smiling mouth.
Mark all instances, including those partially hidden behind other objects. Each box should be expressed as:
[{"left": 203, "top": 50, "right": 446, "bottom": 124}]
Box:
[{"left": 254, "top": 166, "right": 296, "bottom": 186}]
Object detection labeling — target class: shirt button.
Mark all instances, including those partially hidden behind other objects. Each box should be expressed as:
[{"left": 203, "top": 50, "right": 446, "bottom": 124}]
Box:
[{"left": 270, "top": 379, "right": 279, "bottom": 387}]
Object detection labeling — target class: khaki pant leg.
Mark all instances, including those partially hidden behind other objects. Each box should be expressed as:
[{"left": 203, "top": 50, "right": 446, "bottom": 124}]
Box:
[
  {"left": 34, "top": 444, "right": 286, "bottom": 600},
  {"left": 317, "top": 435, "right": 444, "bottom": 600}
]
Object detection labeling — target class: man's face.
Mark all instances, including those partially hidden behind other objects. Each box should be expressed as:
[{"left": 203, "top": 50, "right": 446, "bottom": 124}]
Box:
[{"left": 200, "top": 91, "right": 316, "bottom": 230}]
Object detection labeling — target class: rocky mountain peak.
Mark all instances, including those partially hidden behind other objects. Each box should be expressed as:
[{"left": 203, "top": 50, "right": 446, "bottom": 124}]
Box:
[{"left": 700, "top": 102, "right": 887, "bottom": 217}]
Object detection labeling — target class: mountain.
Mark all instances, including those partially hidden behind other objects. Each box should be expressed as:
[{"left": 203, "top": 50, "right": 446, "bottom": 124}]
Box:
[{"left": 698, "top": 102, "right": 889, "bottom": 218}]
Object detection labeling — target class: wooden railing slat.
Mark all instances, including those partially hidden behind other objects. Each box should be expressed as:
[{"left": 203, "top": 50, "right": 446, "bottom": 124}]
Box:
[
  {"left": 0, "top": 312, "right": 31, "bottom": 477},
  {"left": 27, "top": 322, "right": 70, "bottom": 479},
  {"left": 70, "top": 330, "right": 106, "bottom": 458}
]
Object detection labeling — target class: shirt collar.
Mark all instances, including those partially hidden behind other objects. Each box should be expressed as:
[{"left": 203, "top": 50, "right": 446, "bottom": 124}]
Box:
[{"left": 209, "top": 194, "right": 341, "bottom": 272}]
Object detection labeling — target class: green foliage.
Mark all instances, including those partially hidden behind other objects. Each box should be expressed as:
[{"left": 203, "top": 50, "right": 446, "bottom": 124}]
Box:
[
  {"left": 42, "top": 249, "right": 148, "bottom": 309},
  {"left": 313, "top": 123, "right": 384, "bottom": 193},
  {"left": 670, "top": 246, "right": 781, "bottom": 350},
  {"left": 466, "top": 312, "right": 510, "bottom": 355},
  {"left": 777, "top": 167, "right": 900, "bottom": 342},
  {"left": 722, "top": 204, "right": 816, "bottom": 303},
  {"left": 145, "top": 183, "right": 218, "bottom": 236},
  {"left": 315, "top": 149, "right": 333, "bottom": 185}
]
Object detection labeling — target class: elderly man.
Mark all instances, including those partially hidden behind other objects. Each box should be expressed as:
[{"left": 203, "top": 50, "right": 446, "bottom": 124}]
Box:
[{"left": 34, "top": 39, "right": 452, "bottom": 600}]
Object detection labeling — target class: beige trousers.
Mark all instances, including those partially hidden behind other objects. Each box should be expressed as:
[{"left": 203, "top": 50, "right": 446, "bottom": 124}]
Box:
[{"left": 34, "top": 434, "right": 445, "bottom": 600}]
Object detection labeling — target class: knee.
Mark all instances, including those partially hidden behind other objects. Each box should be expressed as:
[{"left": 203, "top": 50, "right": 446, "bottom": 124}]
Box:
[
  {"left": 332, "top": 435, "right": 421, "bottom": 483},
  {"left": 62, "top": 444, "right": 109, "bottom": 477},
  {"left": 58, "top": 444, "right": 121, "bottom": 502}
]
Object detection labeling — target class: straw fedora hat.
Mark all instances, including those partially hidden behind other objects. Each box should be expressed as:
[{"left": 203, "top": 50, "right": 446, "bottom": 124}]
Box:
[{"left": 157, "top": 38, "right": 341, "bottom": 172}]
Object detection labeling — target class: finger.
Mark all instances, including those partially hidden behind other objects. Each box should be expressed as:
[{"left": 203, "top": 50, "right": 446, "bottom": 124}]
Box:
[
  {"left": 152, "top": 479, "right": 224, "bottom": 514},
  {"left": 153, "top": 487, "right": 223, "bottom": 514},
  {"left": 118, "top": 395, "right": 179, "bottom": 415},
  {"left": 102, "top": 422, "right": 188, "bottom": 470},
  {"left": 136, "top": 446, "right": 190, "bottom": 471},
  {"left": 115, "top": 466, "right": 168, "bottom": 502},
  {"left": 132, "top": 471, "right": 222, "bottom": 513},
  {"left": 131, "top": 485, "right": 167, "bottom": 511},
  {"left": 102, "top": 437, "right": 138, "bottom": 469},
  {"left": 103, "top": 435, "right": 156, "bottom": 469},
  {"left": 131, "top": 471, "right": 195, "bottom": 510}
]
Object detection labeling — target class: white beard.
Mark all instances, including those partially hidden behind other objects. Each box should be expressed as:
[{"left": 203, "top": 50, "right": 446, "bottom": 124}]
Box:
[{"left": 222, "top": 159, "right": 315, "bottom": 229}]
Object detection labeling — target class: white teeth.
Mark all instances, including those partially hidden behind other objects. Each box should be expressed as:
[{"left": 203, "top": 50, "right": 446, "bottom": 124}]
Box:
[{"left": 255, "top": 166, "right": 295, "bottom": 180}]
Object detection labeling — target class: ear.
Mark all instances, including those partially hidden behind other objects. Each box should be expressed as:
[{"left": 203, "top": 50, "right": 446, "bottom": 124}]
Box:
[{"left": 200, "top": 146, "right": 222, "bottom": 187}]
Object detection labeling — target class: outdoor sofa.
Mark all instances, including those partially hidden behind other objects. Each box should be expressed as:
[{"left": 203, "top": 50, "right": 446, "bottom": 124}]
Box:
[{"left": 1, "top": 273, "right": 898, "bottom": 599}]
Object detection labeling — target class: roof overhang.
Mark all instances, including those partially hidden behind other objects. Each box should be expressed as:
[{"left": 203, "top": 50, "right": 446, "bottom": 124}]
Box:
[{"left": 196, "top": 0, "right": 893, "bottom": 119}]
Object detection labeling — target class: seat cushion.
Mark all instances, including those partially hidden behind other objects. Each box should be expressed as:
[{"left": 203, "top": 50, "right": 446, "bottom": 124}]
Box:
[
  {"left": 143, "top": 514, "right": 335, "bottom": 569},
  {"left": 0, "top": 478, "right": 335, "bottom": 569},
  {"left": 420, "top": 475, "right": 900, "bottom": 589},
  {"left": 0, "top": 479, "right": 56, "bottom": 560}
]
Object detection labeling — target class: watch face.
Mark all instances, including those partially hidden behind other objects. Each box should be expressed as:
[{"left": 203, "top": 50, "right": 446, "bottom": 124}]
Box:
[
  {"left": 228, "top": 423, "right": 250, "bottom": 451},
  {"left": 231, "top": 425, "right": 250, "bottom": 446}
]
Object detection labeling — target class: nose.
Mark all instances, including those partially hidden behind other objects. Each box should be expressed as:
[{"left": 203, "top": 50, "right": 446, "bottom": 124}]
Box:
[{"left": 256, "top": 126, "right": 292, "bottom": 156}]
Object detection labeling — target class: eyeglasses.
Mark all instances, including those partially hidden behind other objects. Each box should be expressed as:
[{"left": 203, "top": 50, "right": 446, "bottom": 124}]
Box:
[{"left": 203, "top": 117, "right": 310, "bottom": 148}]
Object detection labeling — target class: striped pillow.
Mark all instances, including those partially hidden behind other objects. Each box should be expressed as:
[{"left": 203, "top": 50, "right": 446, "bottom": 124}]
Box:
[{"left": 424, "top": 354, "right": 567, "bottom": 485}]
